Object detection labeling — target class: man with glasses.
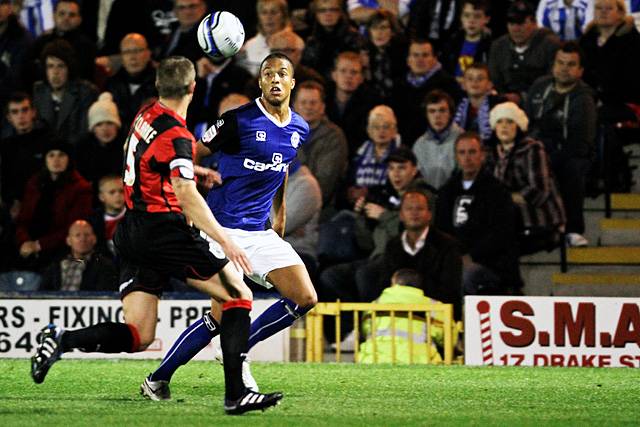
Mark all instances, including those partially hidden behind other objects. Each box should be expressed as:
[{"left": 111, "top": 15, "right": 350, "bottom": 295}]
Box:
[{"left": 105, "top": 33, "right": 157, "bottom": 129}]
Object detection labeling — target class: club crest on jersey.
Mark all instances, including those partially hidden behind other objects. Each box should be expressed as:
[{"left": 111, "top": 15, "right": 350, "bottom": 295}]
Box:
[
  {"left": 290, "top": 131, "right": 300, "bottom": 148},
  {"left": 256, "top": 130, "right": 267, "bottom": 142}
]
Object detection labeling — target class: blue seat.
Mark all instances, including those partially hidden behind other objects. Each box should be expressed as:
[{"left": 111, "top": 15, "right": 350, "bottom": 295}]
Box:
[{"left": 0, "top": 271, "right": 42, "bottom": 291}]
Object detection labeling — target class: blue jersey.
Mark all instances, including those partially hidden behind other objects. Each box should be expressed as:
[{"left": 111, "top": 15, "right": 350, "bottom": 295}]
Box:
[{"left": 201, "top": 99, "right": 309, "bottom": 231}]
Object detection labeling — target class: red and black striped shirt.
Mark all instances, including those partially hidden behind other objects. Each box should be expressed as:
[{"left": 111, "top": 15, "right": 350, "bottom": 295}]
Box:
[{"left": 123, "top": 101, "right": 196, "bottom": 213}]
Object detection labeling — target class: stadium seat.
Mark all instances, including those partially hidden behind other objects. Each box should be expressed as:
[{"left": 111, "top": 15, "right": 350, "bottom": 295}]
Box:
[{"left": 0, "top": 271, "right": 42, "bottom": 292}]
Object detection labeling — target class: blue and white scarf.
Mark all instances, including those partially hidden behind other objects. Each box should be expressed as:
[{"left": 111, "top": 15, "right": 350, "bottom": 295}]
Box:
[
  {"left": 407, "top": 62, "right": 442, "bottom": 88},
  {"left": 454, "top": 97, "right": 492, "bottom": 141}
]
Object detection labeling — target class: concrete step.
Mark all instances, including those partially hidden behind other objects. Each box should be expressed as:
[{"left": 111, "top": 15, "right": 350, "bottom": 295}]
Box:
[
  {"left": 566, "top": 246, "right": 640, "bottom": 264},
  {"left": 551, "top": 272, "right": 640, "bottom": 297},
  {"left": 599, "top": 218, "right": 640, "bottom": 246},
  {"left": 611, "top": 193, "right": 640, "bottom": 210}
]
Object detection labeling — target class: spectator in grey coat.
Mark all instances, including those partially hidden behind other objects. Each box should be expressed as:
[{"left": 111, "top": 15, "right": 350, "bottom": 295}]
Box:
[
  {"left": 412, "top": 90, "right": 464, "bottom": 190},
  {"left": 488, "top": 0, "right": 561, "bottom": 103},
  {"left": 32, "top": 39, "right": 98, "bottom": 144}
]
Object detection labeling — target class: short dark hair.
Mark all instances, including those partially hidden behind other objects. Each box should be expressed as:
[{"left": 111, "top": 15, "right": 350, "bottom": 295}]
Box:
[
  {"left": 367, "top": 9, "right": 400, "bottom": 33},
  {"left": 400, "top": 189, "right": 430, "bottom": 208},
  {"left": 461, "top": 0, "right": 490, "bottom": 14},
  {"left": 454, "top": 131, "right": 483, "bottom": 149},
  {"left": 295, "top": 80, "right": 326, "bottom": 101},
  {"left": 423, "top": 89, "right": 455, "bottom": 114},
  {"left": 392, "top": 268, "right": 422, "bottom": 287},
  {"left": 156, "top": 56, "right": 195, "bottom": 99},
  {"left": 557, "top": 41, "right": 584, "bottom": 67},
  {"left": 333, "top": 50, "right": 362, "bottom": 70},
  {"left": 409, "top": 38, "right": 433, "bottom": 50},
  {"left": 5, "top": 91, "right": 32, "bottom": 111},
  {"left": 259, "top": 52, "right": 295, "bottom": 76},
  {"left": 464, "top": 62, "right": 490, "bottom": 77},
  {"left": 55, "top": 0, "right": 81, "bottom": 11}
]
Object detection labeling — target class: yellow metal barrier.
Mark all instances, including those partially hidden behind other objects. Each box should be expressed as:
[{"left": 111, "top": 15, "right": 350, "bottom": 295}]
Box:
[{"left": 306, "top": 302, "right": 455, "bottom": 365}]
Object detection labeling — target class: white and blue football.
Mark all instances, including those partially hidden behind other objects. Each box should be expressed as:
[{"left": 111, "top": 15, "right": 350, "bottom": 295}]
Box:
[{"left": 197, "top": 11, "right": 245, "bottom": 59}]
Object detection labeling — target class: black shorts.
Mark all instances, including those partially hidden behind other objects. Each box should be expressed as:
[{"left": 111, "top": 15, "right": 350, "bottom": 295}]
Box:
[{"left": 114, "top": 211, "right": 229, "bottom": 299}]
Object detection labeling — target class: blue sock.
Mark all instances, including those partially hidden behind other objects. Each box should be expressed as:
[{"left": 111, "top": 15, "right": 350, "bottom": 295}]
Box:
[
  {"left": 149, "top": 312, "right": 219, "bottom": 382},
  {"left": 248, "top": 298, "right": 311, "bottom": 349}
]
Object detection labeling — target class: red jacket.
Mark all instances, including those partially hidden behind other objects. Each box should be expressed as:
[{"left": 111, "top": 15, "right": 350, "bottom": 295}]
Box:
[{"left": 16, "top": 170, "right": 93, "bottom": 251}]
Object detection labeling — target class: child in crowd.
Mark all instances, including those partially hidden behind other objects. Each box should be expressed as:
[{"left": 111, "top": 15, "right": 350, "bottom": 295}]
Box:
[
  {"left": 453, "top": 63, "right": 504, "bottom": 142},
  {"left": 88, "top": 175, "right": 125, "bottom": 258},
  {"left": 442, "top": 0, "right": 493, "bottom": 82}
]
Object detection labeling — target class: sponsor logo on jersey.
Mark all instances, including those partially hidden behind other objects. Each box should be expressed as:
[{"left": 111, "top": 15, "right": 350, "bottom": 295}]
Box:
[
  {"left": 256, "top": 130, "right": 267, "bottom": 142},
  {"left": 243, "top": 152, "right": 288, "bottom": 172},
  {"left": 290, "top": 131, "right": 300, "bottom": 148},
  {"left": 202, "top": 124, "right": 218, "bottom": 144}
]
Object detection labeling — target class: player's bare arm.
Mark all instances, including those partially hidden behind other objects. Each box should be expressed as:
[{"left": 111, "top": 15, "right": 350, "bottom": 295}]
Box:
[
  {"left": 271, "top": 170, "right": 288, "bottom": 237},
  {"left": 171, "top": 176, "right": 252, "bottom": 274}
]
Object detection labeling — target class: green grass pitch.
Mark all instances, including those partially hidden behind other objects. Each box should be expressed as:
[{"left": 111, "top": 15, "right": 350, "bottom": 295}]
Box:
[{"left": 0, "top": 359, "right": 638, "bottom": 426}]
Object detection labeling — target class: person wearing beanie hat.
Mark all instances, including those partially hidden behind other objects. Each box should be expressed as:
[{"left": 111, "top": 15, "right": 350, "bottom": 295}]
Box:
[
  {"left": 15, "top": 136, "right": 93, "bottom": 271},
  {"left": 75, "top": 92, "right": 125, "bottom": 185},
  {"left": 489, "top": 101, "right": 529, "bottom": 132},
  {"left": 486, "top": 101, "right": 566, "bottom": 255},
  {"left": 87, "top": 92, "right": 121, "bottom": 131}
]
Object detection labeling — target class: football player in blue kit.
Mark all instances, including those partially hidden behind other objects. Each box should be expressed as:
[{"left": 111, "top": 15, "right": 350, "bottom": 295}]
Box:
[{"left": 141, "top": 53, "right": 318, "bottom": 399}]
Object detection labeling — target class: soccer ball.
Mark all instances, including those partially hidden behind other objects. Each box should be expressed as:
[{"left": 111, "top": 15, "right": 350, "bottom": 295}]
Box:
[{"left": 197, "top": 11, "right": 245, "bottom": 59}]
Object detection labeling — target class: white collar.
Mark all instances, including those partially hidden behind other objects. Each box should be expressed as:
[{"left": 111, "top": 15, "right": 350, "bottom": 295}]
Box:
[
  {"left": 256, "top": 98, "right": 291, "bottom": 128},
  {"left": 401, "top": 227, "right": 429, "bottom": 256}
]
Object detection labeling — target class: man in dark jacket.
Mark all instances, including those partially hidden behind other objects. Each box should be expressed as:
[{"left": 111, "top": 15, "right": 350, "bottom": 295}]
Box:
[
  {"left": 27, "top": 0, "right": 97, "bottom": 85},
  {"left": 32, "top": 39, "right": 98, "bottom": 145},
  {"left": 526, "top": 42, "right": 596, "bottom": 247},
  {"left": 0, "top": 93, "right": 53, "bottom": 217},
  {"left": 392, "top": 39, "right": 462, "bottom": 146},
  {"left": 41, "top": 220, "right": 118, "bottom": 291},
  {"left": 488, "top": 0, "right": 560, "bottom": 103},
  {"left": 436, "top": 132, "right": 521, "bottom": 295},
  {"left": 379, "top": 190, "right": 462, "bottom": 320},
  {"left": 105, "top": 33, "right": 157, "bottom": 130}
]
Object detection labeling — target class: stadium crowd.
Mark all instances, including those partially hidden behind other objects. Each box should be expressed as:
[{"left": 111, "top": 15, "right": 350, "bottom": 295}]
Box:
[{"left": 0, "top": 0, "right": 639, "bottom": 332}]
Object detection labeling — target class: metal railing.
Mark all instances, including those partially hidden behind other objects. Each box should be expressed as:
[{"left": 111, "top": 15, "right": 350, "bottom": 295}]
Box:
[{"left": 305, "top": 302, "right": 456, "bottom": 365}]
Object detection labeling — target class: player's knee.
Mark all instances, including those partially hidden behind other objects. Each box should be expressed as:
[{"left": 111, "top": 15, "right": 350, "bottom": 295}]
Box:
[
  {"left": 294, "top": 289, "right": 317, "bottom": 309},
  {"left": 136, "top": 331, "right": 156, "bottom": 351}
]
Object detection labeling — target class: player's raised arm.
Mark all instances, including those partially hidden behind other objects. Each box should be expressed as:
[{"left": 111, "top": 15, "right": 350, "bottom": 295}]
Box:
[{"left": 171, "top": 176, "right": 252, "bottom": 274}]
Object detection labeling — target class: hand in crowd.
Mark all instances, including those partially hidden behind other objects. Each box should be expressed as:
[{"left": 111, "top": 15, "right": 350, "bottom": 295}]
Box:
[
  {"left": 348, "top": 186, "right": 368, "bottom": 206},
  {"left": 362, "top": 202, "right": 386, "bottom": 220},
  {"left": 19, "top": 240, "right": 41, "bottom": 258},
  {"left": 9, "top": 200, "right": 21, "bottom": 220},
  {"left": 511, "top": 192, "right": 526, "bottom": 205}
]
